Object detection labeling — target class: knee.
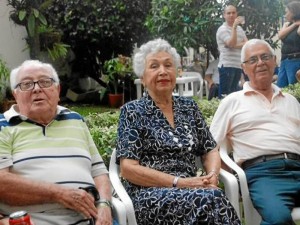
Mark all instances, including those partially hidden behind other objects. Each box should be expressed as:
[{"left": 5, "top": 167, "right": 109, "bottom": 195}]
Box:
[{"left": 260, "top": 207, "right": 293, "bottom": 225}]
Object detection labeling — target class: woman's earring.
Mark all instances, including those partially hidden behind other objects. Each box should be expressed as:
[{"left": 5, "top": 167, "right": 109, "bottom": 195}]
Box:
[{"left": 143, "top": 87, "right": 147, "bottom": 97}]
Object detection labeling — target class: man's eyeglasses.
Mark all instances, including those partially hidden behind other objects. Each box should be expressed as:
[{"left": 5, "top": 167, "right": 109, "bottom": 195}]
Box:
[
  {"left": 16, "top": 78, "right": 55, "bottom": 91},
  {"left": 243, "top": 53, "right": 274, "bottom": 65}
]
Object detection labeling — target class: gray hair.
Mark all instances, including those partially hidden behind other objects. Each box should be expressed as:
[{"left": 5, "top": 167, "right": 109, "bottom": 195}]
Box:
[
  {"left": 241, "top": 39, "right": 275, "bottom": 62},
  {"left": 10, "top": 60, "right": 60, "bottom": 90},
  {"left": 133, "top": 38, "right": 181, "bottom": 78}
]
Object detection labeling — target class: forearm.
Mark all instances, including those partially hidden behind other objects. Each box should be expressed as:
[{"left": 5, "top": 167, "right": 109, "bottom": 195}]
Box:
[
  {"left": 94, "top": 174, "right": 112, "bottom": 201},
  {"left": 202, "top": 147, "right": 221, "bottom": 175},
  {"left": 234, "top": 38, "right": 248, "bottom": 49},
  {"left": 121, "top": 160, "right": 174, "bottom": 187},
  {"left": 94, "top": 175, "right": 113, "bottom": 225},
  {"left": 0, "top": 170, "right": 64, "bottom": 206},
  {"left": 121, "top": 158, "right": 220, "bottom": 189},
  {"left": 278, "top": 23, "right": 297, "bottom": 40},
  {"left": 225, "top": 28, "right": 238, "bottom": 48}
]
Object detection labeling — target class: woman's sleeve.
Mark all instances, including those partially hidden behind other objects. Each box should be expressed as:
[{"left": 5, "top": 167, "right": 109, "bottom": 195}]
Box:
[{"left": 116, "top": 103, "right": 144, "bottom": 164}]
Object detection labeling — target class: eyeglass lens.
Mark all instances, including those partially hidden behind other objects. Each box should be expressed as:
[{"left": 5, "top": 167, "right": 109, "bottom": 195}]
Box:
[
  {"left": 17, "top": 78, "right": 54, "bottom": 91},
  {"left": 244, "top": 54, "right": 273, "bottom": 65}
]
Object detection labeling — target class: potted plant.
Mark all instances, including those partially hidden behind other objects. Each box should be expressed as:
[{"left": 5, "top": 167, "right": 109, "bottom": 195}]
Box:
[
  {"left": 7, "top": 0, "right": 69, "bottom": 61},
  {"left": 103, "top": 55, "right": 133, "bottom": 107}
]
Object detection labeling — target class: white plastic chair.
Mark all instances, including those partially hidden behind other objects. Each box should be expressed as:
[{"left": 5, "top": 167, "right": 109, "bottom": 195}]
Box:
[
  {"left": 109, "top": 148, "right": 241, "bottom": 224},
  {"left": 111, "top": 197, "right": 127, "bottom": 225},
  {"left": 219, "top": 142, "right": 300, "bottom": 225},
  {"left": 181, "top": 71, "right": 209, "bottom": 99},
  {"left": 109, "top": 149, "right": 138, "bottom": 225}
]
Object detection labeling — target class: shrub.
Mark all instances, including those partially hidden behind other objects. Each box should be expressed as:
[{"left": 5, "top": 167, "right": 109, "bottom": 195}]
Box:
[
  {"left": 196, "top": 98, "right": 221, "bottom": 126},
  {"left": 0, "top": 58, "right": 10, "bottom": 105},
  {"left": 85, "top": 111, "right": 120, "bottom": 167},
  {"left": 281, "top": 82, "right": 300, "bottom": 102}
]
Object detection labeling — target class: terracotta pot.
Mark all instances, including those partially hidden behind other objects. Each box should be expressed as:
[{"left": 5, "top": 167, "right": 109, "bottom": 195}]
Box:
[{"left": 108, "top": 93, "right": 123, "bottom": 108}]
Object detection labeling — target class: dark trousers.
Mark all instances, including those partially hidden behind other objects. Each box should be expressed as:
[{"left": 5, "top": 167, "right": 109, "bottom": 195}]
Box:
[{"left": 218, "top": 66, "right": 241, "bottom": 98}]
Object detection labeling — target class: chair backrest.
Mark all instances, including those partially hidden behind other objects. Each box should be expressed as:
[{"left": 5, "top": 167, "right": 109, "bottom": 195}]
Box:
[
  {"left": 219, "top": 142, "right": 300, "bottom": 225},
  {"left": 181, "top": 71, "right": 204, "bottom": 98},
  {"left": 109, "top": 149, "right": 138, "bottom": 225}
]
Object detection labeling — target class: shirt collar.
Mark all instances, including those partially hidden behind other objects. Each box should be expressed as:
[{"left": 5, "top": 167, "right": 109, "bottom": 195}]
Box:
[
  {"left": 242, "top": 81, "right": 285, "bottom": 97},
  {"left": 142, "top": 92, "right": 180, "bottom": 113},
  {"left": 3, "top": 105, "right": 69, "bottom": 123}
]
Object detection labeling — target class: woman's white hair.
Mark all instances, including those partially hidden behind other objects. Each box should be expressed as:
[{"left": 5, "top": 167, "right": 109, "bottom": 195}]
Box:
[
  {"left": 10, "top": 60, "right": 60, "bottom": 90},
  {"left": 241, "top": 39, "right": 275, "bottom": 62},
  {"left": 133, "top": 38, "right": 181, "bottom": 78}
]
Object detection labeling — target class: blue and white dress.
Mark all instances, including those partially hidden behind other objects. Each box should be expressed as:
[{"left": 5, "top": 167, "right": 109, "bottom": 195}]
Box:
[{"left": 116, "top": 94, "right": 241, "bottom": 225}]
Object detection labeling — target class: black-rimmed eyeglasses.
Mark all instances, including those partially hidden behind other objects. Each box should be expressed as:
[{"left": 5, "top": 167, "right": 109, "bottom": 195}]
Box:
[
  {"left": 243, "top": 53, "right": 274, "bottom": 65},
  {"left": 16, "top": 78, "right": 55, "bottom": 91}
]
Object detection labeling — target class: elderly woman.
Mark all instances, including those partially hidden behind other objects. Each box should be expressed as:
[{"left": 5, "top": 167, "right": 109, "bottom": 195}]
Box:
[
  {"left": 277, "top": 1, "right": 300, "bottom": 88},
  {"left": 116, "top": 38, "right": 241, "bottom": 225}
]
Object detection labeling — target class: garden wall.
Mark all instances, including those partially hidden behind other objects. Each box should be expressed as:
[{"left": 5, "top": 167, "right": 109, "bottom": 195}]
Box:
[{"left": 0, "top": 1, "right": 29, "bottom": 70}]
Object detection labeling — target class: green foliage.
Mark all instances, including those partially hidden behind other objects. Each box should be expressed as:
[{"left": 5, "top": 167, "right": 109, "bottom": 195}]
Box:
[
  {"left": 47, "top": 42, "right": 70, "bottom": 61},
  {"left": 45, "top": 0, "right": 152, "bottom": 78},
  {"left": 68, "top": 105, "right": 119, "bottom": 117},
  {"left": 85, "top": 111, "right": 120, "bottom": 167},
  {"left": 102, "top": 55, "right": 134, "bottom": 94},
  {"left": 197, "top": 98, "right": 221, "bottom": 126},
  {"left": 7, "top": 0, "right": 70, "bottom": 60},
  {"left": 0, "top": 58, "right": 10, "bottom": 103},
  {"left": 229, "top": 0, "right": 284, "bottom": 49},
  {"left": 146, "top": 0, "right": 222, "bottom": 56},
  {"left": 146, "top": 0, "right": 284, "bottom": 56},
  {"left": 281, "top": 83, "right": 300, "bottom": 101},
  {"left": 7, "top": 0, "right": 50, "bottom": 37}
]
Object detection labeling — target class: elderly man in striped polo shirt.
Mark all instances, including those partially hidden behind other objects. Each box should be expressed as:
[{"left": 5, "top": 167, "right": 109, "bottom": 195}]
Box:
[{"left": 0, "top": 60, "right": 113, "bottom": 225}]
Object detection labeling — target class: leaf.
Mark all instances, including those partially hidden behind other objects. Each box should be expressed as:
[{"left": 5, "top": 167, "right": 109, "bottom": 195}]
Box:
[
  {"left": 27, "top": 14, "right": 36, "bottom": 37},
  {"left": 38, "top": 14, "right": 48, "bottom": 25},
  {"left": 18, "top": 10, "right": 27, "bottom": 21},
  {"left": 33, "top": 9, "right": 39, "bottom": 18}
]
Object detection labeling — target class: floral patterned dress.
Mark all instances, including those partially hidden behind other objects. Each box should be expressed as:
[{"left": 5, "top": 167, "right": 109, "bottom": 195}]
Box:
[{"left": 116, "top": 94, "right": 241, "bottom": 225}]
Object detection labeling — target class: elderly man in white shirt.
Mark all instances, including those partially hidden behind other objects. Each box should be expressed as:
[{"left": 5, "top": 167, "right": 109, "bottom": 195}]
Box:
[{"left": 210, "top": 39, "right": 300, "bottom": 225}]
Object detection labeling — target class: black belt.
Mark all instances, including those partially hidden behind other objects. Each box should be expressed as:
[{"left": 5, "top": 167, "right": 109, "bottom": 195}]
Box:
[
  {"left": 242, "top": 153, "right": 300, "bottom": 170},
  {"left": 282, "top": 52, "right": 300, "bottom": 60}
]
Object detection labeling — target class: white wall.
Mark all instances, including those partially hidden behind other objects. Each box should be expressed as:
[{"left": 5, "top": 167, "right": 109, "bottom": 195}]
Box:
[{"left": 0, "top": 0, "right": 29, "bottom": 70}]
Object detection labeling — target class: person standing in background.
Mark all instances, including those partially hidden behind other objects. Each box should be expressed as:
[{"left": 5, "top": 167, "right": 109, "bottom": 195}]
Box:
[
  {"left": 277, "top": 1, "right": 300, "bottom": 88},
  {"left": 216, "top": 4, "right": 248, "bottom": 98},
  {"left": 297, "top": 69, "right": 300, "bottom": 82},
  {"left": 205, "top": 58, "right": 219, "bottom": 100}
]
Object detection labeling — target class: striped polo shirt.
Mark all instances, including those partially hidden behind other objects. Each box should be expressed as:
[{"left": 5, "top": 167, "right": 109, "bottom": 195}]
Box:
[
  {"left": 0, "top": 105, "right": 108, "bottom": 216},
  {"left": 216, "top": 22, "right": 247, "bottom": 69}
]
